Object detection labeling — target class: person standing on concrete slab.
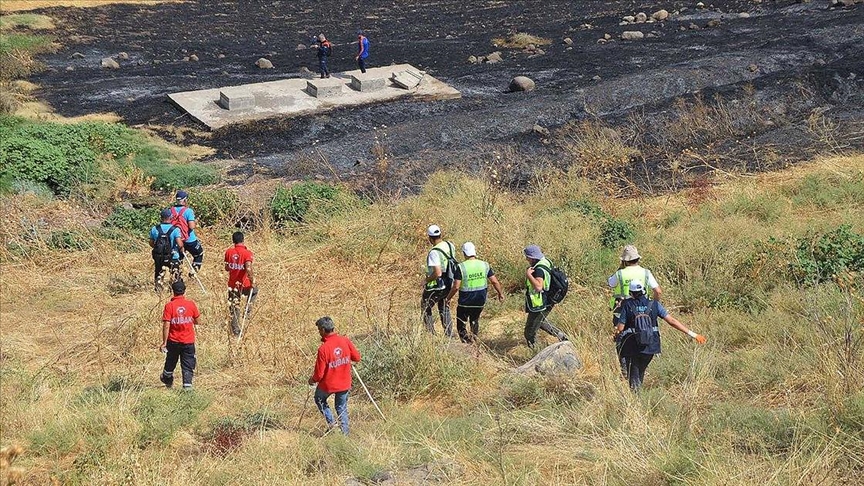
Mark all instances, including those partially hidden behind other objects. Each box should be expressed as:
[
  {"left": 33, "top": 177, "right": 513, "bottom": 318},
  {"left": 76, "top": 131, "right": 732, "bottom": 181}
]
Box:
[
  {"left": 315, "top": 34, "right": 332, "bottom": 78},
  {"left": 523, "top": 244, "right": 568, "bottom": 347},
  {"left": 446, "top": 242, "right": 504, "bottom": 344},
  {"left": 355, "top": 30, "right": 370, "bottom": 73}
]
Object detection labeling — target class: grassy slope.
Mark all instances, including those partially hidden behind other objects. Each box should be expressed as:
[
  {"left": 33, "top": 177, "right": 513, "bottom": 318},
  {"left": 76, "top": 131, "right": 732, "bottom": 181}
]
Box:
[{"left": 1, "top": 155, "right": 862, "bottom": 485}]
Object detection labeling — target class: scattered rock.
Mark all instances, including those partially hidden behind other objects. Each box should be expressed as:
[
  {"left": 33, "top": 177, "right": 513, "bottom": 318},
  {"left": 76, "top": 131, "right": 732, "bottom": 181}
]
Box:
[
  {"left": 621, "top": 31, "right": 645, "bottom": 40},
  {"left": 509, "top": 75, "right": 536, "bottom": 92},
  {"left": 296, "top": 43, "right": 307, "bottom": 50},
  {"left": 635, "top": 12, "right": 648, "bottom": 23},
  {"left": 738, "top": 12, "right": 751, "bottom": 18},
  {"left": 485, "top": 51, "right": 502, "bottom": 63},
  {"left": 646, "top": 32, "right": 658, "bottom": 38},
  {"left": 218, "top": 53, "right": 226, "bottom": 59},
  {"left": 299, "top": 66, "right": 315, "bottom": 78},
  {"left": 592, "top": 75, "right": 601, "bottom": 81},
  {"left": 101, "top": 57, "right": 120, "bottom": 69},
  {"left": 652, "top": 9, "right": 670, "bottom": 21},
  {"left": 748, "top": 63, "right": 759, "bottom": 72},
  {"left": 696, "top": 2, "right": 706, "bottom": 7},
  {"left": 515, "top": 342, "right": 583, "bottom": 377},
  {"left": 532, "top": 124, "right": 550, "bottom": 136},
  {"left": 622, "top": 15, "right": 636, "bottom": 23},
  {"left": 597, "top": 38, "right": 608, "bottom": 44},
  {"left": 562, "top": 37, "right": 573, "bottom": 45},
  {"left": 182, "top": 56, "right": 190, "bottom": 62},
  {"left": 580, "top": 23, "right": 594, "bottom": 29},
  {"left": 604, "top": 33, "right": 612, "bottom": 40},
  {"left": 467, "top": 55, "right": 478, "bottom": 64},
  {"left": 689, "top": 23, "right": 701, "bottom": 30},
  {"left": 256, "top": 58, "right": 273, "bottom": 69},
  {"left": 189, "top": 54, "right": 199, "bottom": 62},
  {"left": 118, "top": 52, "right": 129, "bottom": 60},
  {"left": 679, "top": 26, "right": 688, "bottom": 31},
  {"left": 533, "top": 48, "right": 545, "bottom": 55},
  {"left": 66, "top": 66, "right": 75, "bottom": 71},
  {"left": 70, "top": 52, "right": 85, "bottom": 59},
  {"left": 706, "top": 19, "right": 722, "bottom": 28},
  {"left": 566, "top": 46, "right": 573, "bottom": 50}
]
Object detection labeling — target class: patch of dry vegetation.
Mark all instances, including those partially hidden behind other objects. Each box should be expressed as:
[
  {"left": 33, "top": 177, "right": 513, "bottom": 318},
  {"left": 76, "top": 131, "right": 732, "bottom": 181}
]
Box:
[
  {"left": 493, "top": 32, "right": 552, "bottom": 49},
  {"left": 0, "top": 0, "right": 184, "bottom": 13},
  {"left": 1, "top": 154, "right": 862, "bottom": 484}
]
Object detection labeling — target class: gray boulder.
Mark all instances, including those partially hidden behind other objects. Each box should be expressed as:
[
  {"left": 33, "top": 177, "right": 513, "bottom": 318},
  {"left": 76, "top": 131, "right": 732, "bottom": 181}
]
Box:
[
  {"left": 256, "top": 58, "right": 273, "bottom": 69},
  {"left": 515, "top": 341, "right": 583, "bottom": 377},
  {"left": 485, "top": 51, "right": 503, "bottom": 63},
  {"left": 101, "top": 57, "right": 120, "bottom": 69},
  {"left": 509, "top": 76, "right": 536, "bottom": 92},
  {"left": 652, "top": 9, "right": 670, "bottom": 21},
  {"left": 621, "top": 31, "right": 645, "bottom": 40}
]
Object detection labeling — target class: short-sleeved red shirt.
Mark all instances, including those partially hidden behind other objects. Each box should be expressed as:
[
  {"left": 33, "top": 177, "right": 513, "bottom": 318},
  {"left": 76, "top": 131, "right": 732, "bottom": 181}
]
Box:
[
  {"left": 224, "top": 244, "right": 254, "bottom": 290},
  {"left": 162, "top": 295, "right": 200, "bottom": 344}
]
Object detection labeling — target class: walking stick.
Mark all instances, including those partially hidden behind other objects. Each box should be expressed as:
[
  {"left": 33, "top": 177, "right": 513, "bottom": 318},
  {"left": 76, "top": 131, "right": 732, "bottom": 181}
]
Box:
[
  {"left": 239, "top": 292, "right": 253, "bottom": 339},
  {"left": 297, "top": 385, "right": 313, "bottom": 429},
  {"left": 185, "top": 256, "right": 207, "bottom": 294},
  {"left": 352, "top": 367, "right": 386, "bottom": 421}
]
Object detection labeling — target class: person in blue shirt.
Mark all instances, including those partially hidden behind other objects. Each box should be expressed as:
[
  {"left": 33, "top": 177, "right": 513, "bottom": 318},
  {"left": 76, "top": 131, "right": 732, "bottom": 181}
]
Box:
[
  {"left": 446, "top": 242, "right": 504, "bottom": 343},
  {"left": 169, "top": 190, "right": 204, "bottom": 275},
  {"left": 614, "top": 281, "right": 707, "bottom": 391},
  {"left": 355, "top": 30, "right": 370, "bottom": 73},
  {"left": 149, "top": 208, "right": 184, "bottom": 291}
]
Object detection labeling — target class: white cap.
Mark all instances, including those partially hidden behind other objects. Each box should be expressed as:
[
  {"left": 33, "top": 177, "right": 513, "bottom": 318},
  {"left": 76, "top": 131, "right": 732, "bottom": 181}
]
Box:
[
  {"left": 427, "top": 224, "right": 441, "bottom": 237},
  {"left": 462, "top": 242, "right": 476, "bottom": 257},
  {"left": 629, "top": 281, "right": 645, "bottom": 293}
]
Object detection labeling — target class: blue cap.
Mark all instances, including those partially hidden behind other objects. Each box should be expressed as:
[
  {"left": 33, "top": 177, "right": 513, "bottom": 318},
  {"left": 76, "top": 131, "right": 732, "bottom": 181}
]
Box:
[
  {"left": 160, "top": 208, "right": 172, "bottom": 219},
  {"left": 175, "top": 190, "right": 188, "bottom": 200},
  {"left": 357, "top": 29, "right": 364, "bottom": 35},
  {"left": 523, "top": 245, "right": 544, "bottom": 260}
]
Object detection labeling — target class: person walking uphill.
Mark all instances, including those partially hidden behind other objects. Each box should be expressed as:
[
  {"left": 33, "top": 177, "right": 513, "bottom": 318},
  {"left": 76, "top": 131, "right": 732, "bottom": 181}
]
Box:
[
  {"left": 615, "top": 281, "right": 707, "bottom": 391},
  {"left": 224, "top": 231, "right": 258, "bottom": 337},
  {"left": 308, "top": 317, "right": 361, "bottom": 435},
  {"left": 355, "top": 30, "right": 370, "bottom": 73},
  {"left": 149, "top": 208, "right": 184, "bottom": 291},
  {"left": 170, "top": 190, "right": 204, "bottom": 275},
  {"left": 523, "top": 245, "right": 569, "bottom": 347},
  {"left": 314, "top": 34, "right": 332, "bottom": 78},
  {"left": 422, "top": 224, "right": 457, "bottom": 336},
  {"left": 446, "top": 242, "right": 504, "bottom": 343},
  {"left": 160, "top": 281, "right": 201, "bottom": 390}
]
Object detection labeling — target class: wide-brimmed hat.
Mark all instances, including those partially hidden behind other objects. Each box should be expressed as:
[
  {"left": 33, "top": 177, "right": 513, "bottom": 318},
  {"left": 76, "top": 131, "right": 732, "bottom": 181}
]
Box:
[
  {"left": 523, "top": 244, "right": 544, "bottom": 260},
  {"left": 620, "top": 244, "right": 640, "bottom": 261}
]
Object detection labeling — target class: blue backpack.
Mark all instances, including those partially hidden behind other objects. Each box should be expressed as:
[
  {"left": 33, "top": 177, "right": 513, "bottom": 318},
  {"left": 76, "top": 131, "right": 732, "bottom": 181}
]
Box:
[{"left": 625, "top": 299, "right": 660, "bottom": 349}]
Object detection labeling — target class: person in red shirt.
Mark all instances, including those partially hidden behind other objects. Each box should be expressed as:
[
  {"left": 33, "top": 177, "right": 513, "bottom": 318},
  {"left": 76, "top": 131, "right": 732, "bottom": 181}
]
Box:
[
  {"left": 308, "top": 316, "right": 361, "bottom": 435},
  {"left": 224, "top": 231, "right": 258, "bottom": 337},
  {"left": 160, "top": 280, "right": 201, "bottom": 390}
]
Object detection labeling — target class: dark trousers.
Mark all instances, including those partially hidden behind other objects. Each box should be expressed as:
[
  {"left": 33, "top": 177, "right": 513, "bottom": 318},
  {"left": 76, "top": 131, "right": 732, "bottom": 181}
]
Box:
[
  {"left": 318, "top": 58, "right": 329, "bottom": 77},
  {"left": 357, "top": 57, "right": 367, "bottom": 73},
  {"left": 524, "top": 307, "right": 567, "bottom": 347},
  {"left": 181, "top": 240, "right": 204, "bottom": 270},
  {"left": 163, "top": 341, "right": 196, "bottom": 388},
  {"left": 621, "top": 354, "right": 653, "bottom": 391},
  {"left": 421, "top": 289, "right": 452, "bottom": 336},
  {"left": 154, "top": 259, "right": 181, "bottom": 289},
  {"left": 228, "top": 287, "right": 259, "bottom": 336},
  {"left": 456, "top": 306, "right": 483, "bottom": 343}
]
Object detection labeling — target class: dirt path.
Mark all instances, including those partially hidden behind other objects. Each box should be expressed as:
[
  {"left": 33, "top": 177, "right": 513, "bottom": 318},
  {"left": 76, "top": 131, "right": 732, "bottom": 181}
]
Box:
[{"left": 23, "top": 0, "right": 864, "bottom": 190}]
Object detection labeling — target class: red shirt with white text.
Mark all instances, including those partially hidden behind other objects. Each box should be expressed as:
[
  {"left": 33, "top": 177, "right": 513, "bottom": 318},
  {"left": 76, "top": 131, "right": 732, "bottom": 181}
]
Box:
[
  {"left": 311, "top": 333, "right": 361, "bottom": 393},
  {"left": 224, "top": 244, "right": 254, "bottom": 290},
  {"left": 162, "top": 295, "right": 200, "bottom": 344}
]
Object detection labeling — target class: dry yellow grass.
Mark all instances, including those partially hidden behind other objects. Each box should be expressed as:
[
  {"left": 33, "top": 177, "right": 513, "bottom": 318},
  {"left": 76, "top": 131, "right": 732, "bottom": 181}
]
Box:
[
  {"left": 1, "top": 0, "right": 183, "bottom": 12},
  {"left": 1, "top": 155, "right": 862, "bottom": 484}
]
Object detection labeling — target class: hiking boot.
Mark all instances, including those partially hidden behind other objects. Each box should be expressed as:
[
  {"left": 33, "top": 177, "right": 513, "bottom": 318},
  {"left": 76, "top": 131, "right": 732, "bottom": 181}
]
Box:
[{"left": 160, "top": 372, "right": 174, "bottom": 389}]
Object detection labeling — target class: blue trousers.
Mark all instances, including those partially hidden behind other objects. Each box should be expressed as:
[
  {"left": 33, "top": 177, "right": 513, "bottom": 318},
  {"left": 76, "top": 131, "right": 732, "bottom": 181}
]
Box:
[
  {"left": 318, "top": 57, "right": 329, "bottom": 77},
  {"left": 357, "top": 57, "right": 367, "bottom": 73},
  {"left": 314, "top": 388, "right": 350, "bottom": 435}
]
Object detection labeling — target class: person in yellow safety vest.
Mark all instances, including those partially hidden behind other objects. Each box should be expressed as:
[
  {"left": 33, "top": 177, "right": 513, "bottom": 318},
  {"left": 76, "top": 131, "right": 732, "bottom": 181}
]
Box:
[
  {"left": 523, "top": 244, "right": 568, "bottom": 347},
  {"left": 608, "top": 244, "right": 662, "bottom": 376},
  {"left": 445, "top": 242, "right": 504, "bottom": 343},
  {"left": 422, "top": 224, "right": 456, "bottom": 336}
]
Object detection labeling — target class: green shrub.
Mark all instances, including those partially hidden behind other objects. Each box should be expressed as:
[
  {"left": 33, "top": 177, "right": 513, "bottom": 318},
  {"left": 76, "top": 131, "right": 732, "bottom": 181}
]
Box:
[
  {"left": 189, "top": 189, "right": 239, "bottom": 226},
  {"left": 103, "top": 206, "right": 158, "bottom": 234},
  {"left": 134, "top": 390, "right": 211, "bottom": 447},
  {"left": 46, "top": 229, "right": 93, "bottom": 251},
  {"left": 143, "top": 161, "right": 219, "bottom": 192},
  {"left": 599, "top": 217, "right": 635, "bottom": 248},
  {"left": 792, "top": 225, "right": 864, "bottom": 284},
  {"left": 270, "top": 182, "right": 343, "bottom": 226}
]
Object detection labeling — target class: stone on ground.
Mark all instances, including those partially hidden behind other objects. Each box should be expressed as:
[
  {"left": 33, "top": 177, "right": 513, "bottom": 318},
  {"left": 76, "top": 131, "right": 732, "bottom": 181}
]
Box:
[
  {"left": 621, "top": 31, "right": 645, "bottom": 40},
  {"left": 118, "top": 52, "right": 129, "bottom": 60},
  {"left": 485, "top": 51, "right": 503, "bottom": 63},
  {"left": 189, "top": 54, "right": 199, "bottom": 62},
  {"left": 515, "top": 341, "right": 583, "bottom": 377},
  {"left": 101, "top": 57, "right": 120, "bottom": 69},
  {"left": 652, "top": 9, "right": 670, "bottom": 20},
  {"left": 635, "top": 12, "right": 648, "bottom": 23},
  {"left": 509, "top": 76, "right": 536, "bottom": 92},
  {"left": 256, "top": 58, "right": 273, "bottom": 69}
]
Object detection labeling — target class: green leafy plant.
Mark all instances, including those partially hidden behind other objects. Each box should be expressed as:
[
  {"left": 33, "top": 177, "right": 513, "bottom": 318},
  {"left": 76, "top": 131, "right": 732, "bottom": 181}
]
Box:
[
  {"left": 792, "top": 225, "right": 864, "bottom": 284},
  {"left": 270, "top": 182, "right": 342, "bottom": 226},
  {"left": 103, "top": 206, "right": 158, "bottom": 234},
  {"left": 189, "top": 189, "right": 239, "bottom": 227}
]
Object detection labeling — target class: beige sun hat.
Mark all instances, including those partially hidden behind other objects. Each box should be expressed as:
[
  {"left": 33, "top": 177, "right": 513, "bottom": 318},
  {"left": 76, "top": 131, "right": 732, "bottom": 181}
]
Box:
[{"left": 620, "top": 244, "right": 641, "bottom": 261}]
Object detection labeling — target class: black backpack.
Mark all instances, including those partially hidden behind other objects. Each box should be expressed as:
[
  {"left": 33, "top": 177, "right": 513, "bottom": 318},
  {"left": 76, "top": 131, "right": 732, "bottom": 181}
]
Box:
[
  {"left": 629, "top": 299, "right": 660, "bottom": 348},
  {"left": 432, "top": 242, "right": 459, "bottom": 290},
  {"left": 152, "top": 224, "right": 176, "bottom": 265},
  {"left": 536, "top": 262, "right": 569, "bottom": 305}
]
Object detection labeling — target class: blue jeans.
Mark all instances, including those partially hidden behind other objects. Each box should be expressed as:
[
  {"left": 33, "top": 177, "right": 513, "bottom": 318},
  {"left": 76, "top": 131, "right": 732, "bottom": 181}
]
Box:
[{"left": 314, "top": 388, "right": 350, "bottom": 435}]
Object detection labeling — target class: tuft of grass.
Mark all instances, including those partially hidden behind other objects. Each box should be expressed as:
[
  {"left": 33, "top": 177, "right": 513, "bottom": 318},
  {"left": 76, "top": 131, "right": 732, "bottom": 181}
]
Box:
[
  {"left": 0, "top": 14, "right": 55, "bottom": 30},
  {"left": 493, "top": 32, "right": 552, "bottom": 49}
]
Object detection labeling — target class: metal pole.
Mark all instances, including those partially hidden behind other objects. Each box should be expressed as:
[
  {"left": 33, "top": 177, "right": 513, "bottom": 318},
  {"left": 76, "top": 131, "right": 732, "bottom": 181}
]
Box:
[
  {"left": 352, "top": 367, "right": 386, "bottom": 421},
  {"left": 238, "top": 292, "right": 252, "bottom": 340}
]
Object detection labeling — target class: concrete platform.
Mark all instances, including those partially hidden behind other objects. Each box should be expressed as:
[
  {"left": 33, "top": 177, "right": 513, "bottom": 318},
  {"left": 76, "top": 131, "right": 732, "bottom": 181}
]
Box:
[
  {"left": 306, "top": 78, "right": 344, "bottom": 98},
  {"left": 168, "top": 64, "right": 460, "bottom": 130},
  {"left": 218, "top": 87, "right": 255, "bottom": 111},
  {"left": 350, "top": 73, "right": 386, "bottom": 92}
]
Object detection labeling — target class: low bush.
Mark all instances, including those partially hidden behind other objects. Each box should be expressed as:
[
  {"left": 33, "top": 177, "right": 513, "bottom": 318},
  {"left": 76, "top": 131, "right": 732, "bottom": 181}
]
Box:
[
  {"left": 270, "top": 182, "right": 355, "bottom": 226},
  {"left": 189, "top": 189, "right": 239, "bottom": 227},
  {"left": 103, "top": 206, "right": 158, "bottom": 234},
  {"left": 46, "top": 229, "right": 93, "bottom": 251},
  {"left": 791, "top": 225, "right": 864, "bottom": 284}
]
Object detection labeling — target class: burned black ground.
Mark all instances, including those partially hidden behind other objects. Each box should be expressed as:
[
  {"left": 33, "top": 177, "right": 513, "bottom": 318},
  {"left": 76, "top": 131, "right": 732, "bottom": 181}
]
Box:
[{"left": 24, "top": 0, "right": 864, "bottom": 192}]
